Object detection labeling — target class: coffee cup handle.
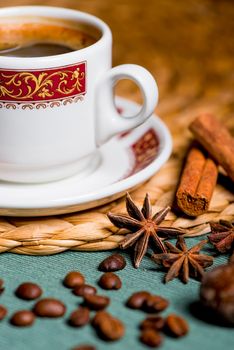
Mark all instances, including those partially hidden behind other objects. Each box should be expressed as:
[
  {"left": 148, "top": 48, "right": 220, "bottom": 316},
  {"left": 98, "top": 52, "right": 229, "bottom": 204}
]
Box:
[{"left": 95, "top": 64, "right": 158, "bottom": 146}]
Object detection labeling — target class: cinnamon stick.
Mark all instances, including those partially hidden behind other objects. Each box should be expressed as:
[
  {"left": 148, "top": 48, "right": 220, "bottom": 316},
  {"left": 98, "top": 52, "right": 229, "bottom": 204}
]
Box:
[
  {"left": 176, "top": 146, "right": 218, "bottom": 216},
  {"left": 189, "top": 114, "right": 234, "bottom": 182}
]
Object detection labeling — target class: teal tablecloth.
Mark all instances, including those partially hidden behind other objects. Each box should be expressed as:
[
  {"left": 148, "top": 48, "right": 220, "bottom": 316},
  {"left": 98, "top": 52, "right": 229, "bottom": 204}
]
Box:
[{"left": 0, "top": 239, "right": 233, "bottom": 350}]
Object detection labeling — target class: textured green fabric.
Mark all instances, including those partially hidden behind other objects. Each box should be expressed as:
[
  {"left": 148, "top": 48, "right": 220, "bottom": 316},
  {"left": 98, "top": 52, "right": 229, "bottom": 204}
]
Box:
[{"left": 0, "top": 238, "right": 233, "bottom": 350}]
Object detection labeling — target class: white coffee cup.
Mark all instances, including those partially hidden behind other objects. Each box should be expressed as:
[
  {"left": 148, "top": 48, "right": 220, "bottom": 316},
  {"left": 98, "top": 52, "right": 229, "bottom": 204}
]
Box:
[{"left": 0, "top": 6, "right": 158, "bottom": 183}]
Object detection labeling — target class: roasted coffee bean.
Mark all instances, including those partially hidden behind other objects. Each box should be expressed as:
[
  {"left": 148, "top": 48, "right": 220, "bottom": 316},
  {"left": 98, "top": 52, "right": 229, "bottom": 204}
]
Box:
[
  {"left": 92, "top": 311, "right": 125, "bottom": 341},
  {"left": 73, "top": 284, "right": 97, "bottom": 297},
  {"left": 164, "top": 314, "right": 189, "bottom": 337},
  {"left": 84, "top": 294, "right": 110, "bottom": 310},
  {"left": 72, "top": 345, "right": 96, "bottom": 350},
  {"left": 140, "top": 329, "right": 163, "bottom": 347},
  {"left": 0, "top": 279, "right": 4, "bottom": 294},
  {"left": 200, "top": 264, "right": 234, "bottom": 325},
  {"left": 98, "top": 272, "right": 122, "bottom": 290},
  {"left": 63, "top": 271, "right": 85, "bottom": 288},
  {"left": 10, "top": 310, "right": 35, "bottom": 327},
  {"left": 98, "top": 254, "right": 126, "bottom": 272},
  {"left": 143, "top": 295, "right": 169, "bottom": 313},
  {"left": 15, "top": 282, "right": 42, "bottom": 300},
  {"left": 98, "top": 315, "right": 125, "bottom": 341},
  {"left": 0, "top": 305, "right": 7, "bottom": 320},
  {"left": 92, "top": 310, "right": 110, "bottom": 328},
  {"left": 126, "top": 291, "right": 150, "bottom": 309},
  {"left": 140, "top": 316, "right": 165, "bottom": 331},
  {"left": 33, "top": 298, "right": 66, "bottom": 318},
  {"left": 69, "top": 307, "right": 90, "bottom": 327}
]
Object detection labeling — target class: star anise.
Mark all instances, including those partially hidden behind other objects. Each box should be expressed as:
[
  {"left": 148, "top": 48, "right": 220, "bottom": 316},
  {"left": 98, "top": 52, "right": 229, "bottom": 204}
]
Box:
[
  {"left": 208, "top": 220, "right": 234, "bottom": 255},
  {"left": 107, "top": 193, "right": 184, "bottom": 268},
  {"left": 151, "top": 236, "right": 213, "bottom": 283}
]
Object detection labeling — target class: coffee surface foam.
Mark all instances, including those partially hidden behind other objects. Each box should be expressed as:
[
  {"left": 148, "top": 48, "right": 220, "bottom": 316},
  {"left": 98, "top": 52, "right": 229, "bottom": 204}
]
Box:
[{"left": 0, "top": 17, "right": 98, "bottom": 57}]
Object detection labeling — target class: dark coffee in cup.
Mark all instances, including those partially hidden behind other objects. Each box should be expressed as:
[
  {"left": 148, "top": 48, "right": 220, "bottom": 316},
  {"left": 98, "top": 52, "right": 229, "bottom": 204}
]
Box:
[{"left": 0, "top": 17, "right": 98, "bottom": 57}]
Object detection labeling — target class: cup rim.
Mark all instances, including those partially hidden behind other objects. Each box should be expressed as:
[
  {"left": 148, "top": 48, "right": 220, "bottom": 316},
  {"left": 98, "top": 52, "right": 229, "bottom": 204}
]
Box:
[{"left": 0, "top": 5, "right": 112, "bottom": 64}]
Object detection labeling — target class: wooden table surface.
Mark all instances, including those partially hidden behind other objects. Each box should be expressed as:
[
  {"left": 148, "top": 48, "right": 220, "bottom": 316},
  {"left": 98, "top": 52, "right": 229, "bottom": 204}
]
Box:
[{"left": 1, "top": 0, "right": 233, "bottom": 127}]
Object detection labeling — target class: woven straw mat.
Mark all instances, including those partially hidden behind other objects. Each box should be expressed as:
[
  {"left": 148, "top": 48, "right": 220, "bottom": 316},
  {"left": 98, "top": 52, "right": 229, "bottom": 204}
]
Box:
[{"left": 0, "top": 99, "right": 233, "bottom": 255}]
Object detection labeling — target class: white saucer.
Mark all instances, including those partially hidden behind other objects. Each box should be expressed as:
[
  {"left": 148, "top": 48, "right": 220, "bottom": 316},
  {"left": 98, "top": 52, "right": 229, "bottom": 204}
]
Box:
[{"left": 0, "top": 97, "right": 172, "bottom": 216}]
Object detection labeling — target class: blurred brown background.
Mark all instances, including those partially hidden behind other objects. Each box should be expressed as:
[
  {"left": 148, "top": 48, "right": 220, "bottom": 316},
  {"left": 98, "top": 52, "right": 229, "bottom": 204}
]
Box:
[{"left": 0, "top": 0, "right": 234, "bottom": 126}]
